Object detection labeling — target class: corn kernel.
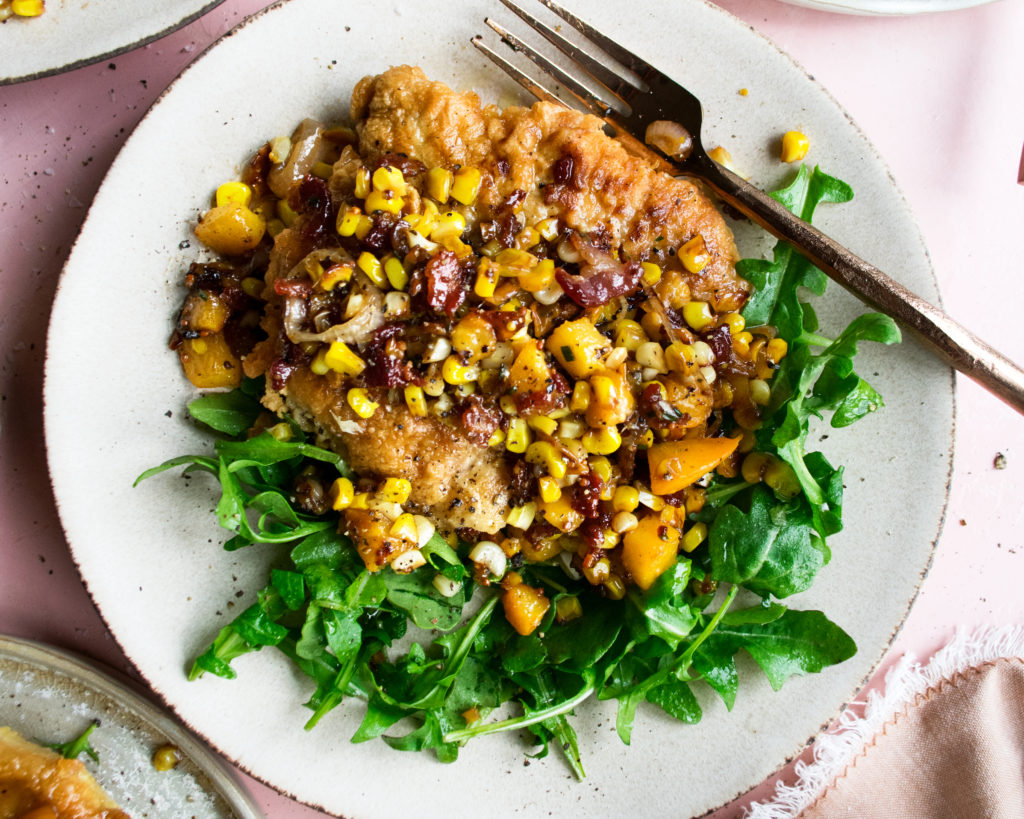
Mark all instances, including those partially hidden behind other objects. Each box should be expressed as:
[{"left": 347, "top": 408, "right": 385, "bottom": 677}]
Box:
[
  {"left": 589, "top": 456, "right": 612, "bottom": 484},
  {"left": 450, "top": 167, "right": 483, "bottom": 205},
  {"left": 379, "top": 477, "right": 413, "bottom": 505},
  {"left": 357, "top": 251, "right": 387, "bottom": 288},
  {"left": 639, "top": 429, "right": 655, "bottom": 448},
  {"left": 354, "top": 167, "right": 371, "bottom": 199},
  {"left": 328, "top": 477, "right": 354, "bottom": 511},
  {"left": 354, "top": 215, "right": 374, "bottom": 240},
  {"left": 350, "top": 492, "right": 370, "bottom": 510},
  {"left": 555, "top": 596, "right": 582, "bottom": 623},
  {"left": 311, "top": 161, "right": 334, "bottom": 180},
  {"left": 215, "top": 181, "right": 252, "bottom": 208},
  {"left": 679, "top": 235, "right": 709, "bottom": 274},
  {"left": 766, "top": 337, "right": 789, "bottom": 363},
  {"left": 488, "top": 428, "right": 506, "bottom": 447},
  {"left": 442, "top": 355, "right": 479, "bottom": 385},
  {"left": 536, "top": 217, "right": 560, "bottom": 242},
  {"left": 268, "top": 136, "right": 291, "bottom": 165},
  {"left": 613, "top": 320, "right": 647, "bottom": 352},
  {"left": 431, "top": 211, "right": 466, "bottom": 241},
  {"left": 681, "top": 522, "right": 708, "bottom": 553},
  {"left": 781, "top": 130, "right": 810, "bottom": 163},
  {"left": 515, "top": 227, "right": 541, "bottom": 250},
  {"left": 582, "top": 426, "right": 622, "bottom": 455},
  {"left": 347, "top": 388, "right": 379, "bottom": 419},
  {"left": 427, "top": 167, "right": 453, "bottom": 202},
  {"left": 526, "top": 441, "right": 568, "bottom": 479},
  {"left": 390, "top": 513, "right": 419, "bottom": 543},
  {"left": 682, "top": 301, "right": 715, "bottom": 332},
  {"left": 276, "top": 199, "right": 298, "bottom": 227},
  {"left": 384, "top": 256, "right": 409, "bottom": 291},
  {"left": 604, "top": 574, "right": 627, "bottom": 600},
  {"left": 506, "top": 502, "right": 537, "bottom": 530},
  {"left": 538, "top": 476, "right": 562, "bottom": 504},
  {"left": 733, "top": 331, "right": 754, "bottom": 358},
  {"left": 518, "top": 258, "right": 556, "bottom": 292},
  {"left": 364, "top": 189, "right": 403, "bottom": 216},
  {"left": 372, "top": 165, "right": 406, "bottom": 195},
  {"left": 324, "top": 341, "right": 366, "bottom": 376},
  {"left": 722, "top": 312, "right": 746, "bottom": 334},
  {"left": 708, "top": 145, "right": 734, "bottom": 170},
  {"left": 12, "top": 0, "right": 45, "bottom": 14},
  {"left": 666, "top": 342, "right": 697, "bottom": 372},
  {"left": 506, "top": 418, "right": 531, "bottom": 453},
  {"left": 310, "top": 348, "right": 330, "bottom": 376},
  {"left": 612, "top": 511, "right": 639, "bottom": 534},
  {"left": 527, "top": 416, "right": 559, "bottom": 437},
  {"left": 612, "top": 485, "right": 640, "bottom": 513},
  {"left": 404, "top": 385, "right": 427, "bottom": 417},
  {"left": 474, "top": 259, "right": 498, "bottom": 298},
  {"left": 641, "top": 262, "right": 662, "bottom": 285}
]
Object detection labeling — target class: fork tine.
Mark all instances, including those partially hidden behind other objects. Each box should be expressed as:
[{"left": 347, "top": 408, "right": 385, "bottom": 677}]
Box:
[
  {"left": 483, "top": 17, "right": 625, "bottom": 117},
  {"left": 471, "top": 36, "right": 562, "bottom": 106},
  {"left": 537, "top": 0, "right": 655, "bottom": 84},
  {"left": 496, "top": 0, "right": 643, "bottom": 98}
]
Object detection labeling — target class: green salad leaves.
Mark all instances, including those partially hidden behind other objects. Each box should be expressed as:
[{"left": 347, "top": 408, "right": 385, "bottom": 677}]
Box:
[{"left": 139, "top": 165, "right": 898, "bottom": 776}]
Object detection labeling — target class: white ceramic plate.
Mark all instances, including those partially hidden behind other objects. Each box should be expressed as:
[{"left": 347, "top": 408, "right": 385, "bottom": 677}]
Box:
[
  {"left": 0, "top": 0, "right": 224, "bottom": 85},
  {"left": 0, "top": 635, "right": 262, "bottom": 818},
  {"left": 776, "top": 0, "right": 997, "bottom": 15},
  {"left": 44, "top": 0, "right": 953, "bottom": 816}
]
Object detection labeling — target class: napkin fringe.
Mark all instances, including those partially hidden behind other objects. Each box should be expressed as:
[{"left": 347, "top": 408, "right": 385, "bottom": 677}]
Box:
[{"left": 744, "top": 624, "right": 1024, "bottom": 819}]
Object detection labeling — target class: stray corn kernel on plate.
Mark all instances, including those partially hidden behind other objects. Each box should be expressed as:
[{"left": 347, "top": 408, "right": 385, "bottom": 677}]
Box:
[
  {"left": 45, "top": 1, "right": 953, "bottom": 817},
  {"left": 0, "top": 0, "right": 225, "bottom": 86}
]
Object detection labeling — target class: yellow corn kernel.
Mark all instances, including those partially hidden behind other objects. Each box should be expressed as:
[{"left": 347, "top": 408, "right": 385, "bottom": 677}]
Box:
[
  {"left": 310, "top": 348, "right": 330, "bottom": 376},
  {"left": 681, "top": 522, "right": 708, "bottom": 553},
  {"left": 526, "top": 441, "right": 568, "bottom": 480},
  {"left": 320, "top": 262, "right": 353, "bottom": 292},
  {"left": 555, "top": 596, "right": 583, "bottom": 623},
  {"left": 766, "top": 337, "right": 789, "bottom": 364},
  {"left": 721, "top": 312, "right": 746, "bottom": 334},
  {"left": 603, "top": 530, "right": 620, "bottom": 550},
  {"left": 347, "top": 388, "right": 379, "bottom": 419},
  {"left": 442, "top": 355, "right": 479, "bottom": 385},
  {"left": 515, "top": 227, "right": 541, "bottom": 250},
  {"left": 364, "top": 189, "right": 403, "bottom": 216},
  {"left": 495, "top": 248, "right": 538, "bottom": 271},
  {"left": 506, "top": 418, "right": 531, "bottom": 454},
  {"left": 357, "top": 251, "right": 387, "bottom": 288},
  {"left": 389, "top": 513, "right": 419, "bottom": 543},
  {"left": 538, "top": 476, "right": 562, "bottom": 504},
  {"left": 589, "top": 456, "right": 611, "bottom": 483},
  {"left": 431, "top": 210, "right": 466, "bottom": 241},
  {"left": 506, "top": 502, "right": 537, "bottom": 530},
  {"left": 639, "top": 429, "right": 655, "bottom": 448},
  {"left": 371, "top": 165, "right": 406, "bottom": 195},
  {"left": 354, "top": 167, "right": 371, "bottom": 199},
  {"left": 781, "top": 130, "right": 810, "bottom": 163},
  {"left": 12, "top": 0, "right": 45, "bottom": 15},
  {"left": 641, "top": 262, "right": 663, "bottom": 286},
  {"left": 679, "top": 235, "right": 709, "bottom": 274},
  {"left": 350, "top": 492, "right": 370, "bottom": 510},
  {"left": 733, "top": 331, "right": 754, "bottom": 358},
  {"left": 475, "top": 258, "right": 499, "bottom": 298},
  {"left": 518, "top": 258, "right": 556, "bottom": 292},
  {"left": 570, "top": 381, "right": 591, "bottom": 413},
  {"left": 587, "top": 370, "right": 634, "bottom": 429},
  {"left": 582, "top": 426, "right": 622, "bottom": 455},
  {"left": 612, "top": 485, "right": 640, "bottom": 513},
  {"left": 613, "top": 319, "right": 647, "bottom": 352},
  {"left": 536, "top": 217, "right": 560, "bottom": 242},
  {"left": 450, "top": 167, "right": 483, "bottom": 205},
  {"left": 215, "top": 181, "right": 252, "bottom": 208},
  {"left": 384, "top": 256, "right": 409, "bottom": 291},
  {"left": 426, "top": 167, "right": 453, "bottom": 202},
  {"left": 354, "top": 214, "right": 374, "bottom": 240},
  {"left": 324, "top": 341, "right": 366, "bottom": 376},
  {"left": 682, "top": 300, "right": 715, "bottom": 331},
  {"left": 665, "top": 342, "right": 697, "bottom": 373},
  {"left": 378, "top": 477, "right": 413, "bottom": 505},
  {"left": 328, "top": 477, "right": 355, "bottom": 511},
  {"left": 404, "top": 385, "right": 428, "bottom": 417},
  {"left": 604, "top": 574, "right": 627, "bottom": 600},
  {"left": 527, "top": 415, "right": 559, "bottom": 437},
  {"left": 488, "top": 428, "right": 506, "bottom": 447},
  {"left": 708, "top": 145, "right": 734, "bottom": 170}
]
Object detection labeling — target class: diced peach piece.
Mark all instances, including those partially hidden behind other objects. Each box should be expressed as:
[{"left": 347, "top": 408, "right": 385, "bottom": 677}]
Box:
[
  {"left": 502, "top": 583, "right": 550, "bottom": 636},
  {"left": 647, "top": 437, "right": 740, "bottom": 495},
  {"left": 621, "top": 514, "right": 680, "bottom": 590}
]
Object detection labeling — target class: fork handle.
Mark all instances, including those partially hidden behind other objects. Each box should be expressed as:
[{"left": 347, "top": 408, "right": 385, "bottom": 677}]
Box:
[{"left": 696, "top": 158, "right": 1024, "bottom": 416}]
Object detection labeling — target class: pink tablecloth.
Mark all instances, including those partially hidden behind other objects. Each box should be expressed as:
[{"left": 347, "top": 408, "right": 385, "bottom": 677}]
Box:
[{"left": 1, "top": 1, "right": 1022, "bottom": 816}]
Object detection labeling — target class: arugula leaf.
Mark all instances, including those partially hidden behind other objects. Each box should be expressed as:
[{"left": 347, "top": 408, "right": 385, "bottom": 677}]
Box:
[
  {"left": 44, "top": 722, "right": 100, "bottom": 762},
  {"left": 187, "top": 382, "right": 264, "bottom": 436}
]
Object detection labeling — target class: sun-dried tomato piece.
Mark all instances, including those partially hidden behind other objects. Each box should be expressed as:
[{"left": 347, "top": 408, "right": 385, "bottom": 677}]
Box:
[
  {"left": 425, "top": 249, "right": 467, "bottom": 317},
  {"left": 459, "top": 394, "right": 502, "bottom": 447},
  {"left": 363, "top": 323, "right": 421, "bottom": 388}
]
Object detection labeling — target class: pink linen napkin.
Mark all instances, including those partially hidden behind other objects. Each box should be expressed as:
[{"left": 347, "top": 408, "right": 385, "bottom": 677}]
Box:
[{"left": 746, "top": 627, "right": 1024, "bottom": 818}]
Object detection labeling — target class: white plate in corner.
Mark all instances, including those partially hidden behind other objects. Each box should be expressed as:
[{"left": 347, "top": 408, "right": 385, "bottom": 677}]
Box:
[
  {"left": 0, "top": 635, "right": 263, "bottom": 819},
  {"left": 0, "top": 0, "right": 225, "bottom": 85},
  {"left": 45, "top": 0, "right": 953, "bottom": 816},
  {"left": 776, "top": 0, "right": 998, "bottom": 15}
]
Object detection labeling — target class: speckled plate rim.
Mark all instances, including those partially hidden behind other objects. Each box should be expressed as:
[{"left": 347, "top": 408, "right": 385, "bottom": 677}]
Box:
[
  {"left": 42, "top": 0, "right": 955, "bottom": 816},
  {"left": 776, "top": 0, "right": 998, "bottom": 15},
  {"left": 0, "top": 0, "right": 226, "bottom": 86},
  {"left": 0, "top": 634, "right": 264, "bottom": 818}
]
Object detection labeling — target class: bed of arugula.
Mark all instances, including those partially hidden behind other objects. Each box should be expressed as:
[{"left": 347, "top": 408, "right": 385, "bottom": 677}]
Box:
[{"left": 138, "top": 165, "right": 900, "bottom": 777}]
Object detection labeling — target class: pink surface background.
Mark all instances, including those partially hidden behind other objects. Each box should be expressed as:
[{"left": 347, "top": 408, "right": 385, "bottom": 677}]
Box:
[{"left": 1, "top": 0, "right": 1022, "bottom": 816}]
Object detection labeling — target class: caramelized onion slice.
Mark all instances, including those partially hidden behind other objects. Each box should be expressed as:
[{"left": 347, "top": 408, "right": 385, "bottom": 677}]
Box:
[
  {"left": 555, "top": 233, "right": 643, "bottom": 307},
  {"left": 645, "top": 120, "right": 694, "bottom": 161}
]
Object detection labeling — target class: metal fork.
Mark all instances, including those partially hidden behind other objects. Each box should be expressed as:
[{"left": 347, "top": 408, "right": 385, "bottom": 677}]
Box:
[{"left": 473, "top": 0, "right": 1024, "bottom": 416}]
